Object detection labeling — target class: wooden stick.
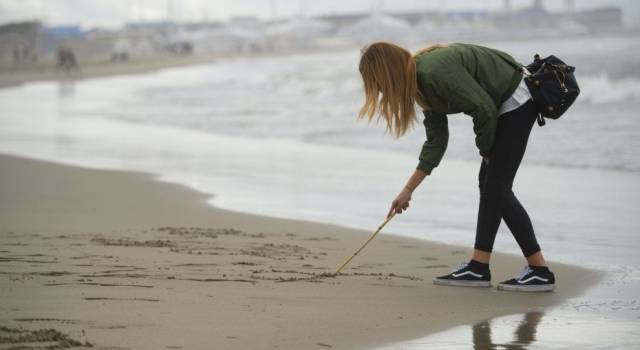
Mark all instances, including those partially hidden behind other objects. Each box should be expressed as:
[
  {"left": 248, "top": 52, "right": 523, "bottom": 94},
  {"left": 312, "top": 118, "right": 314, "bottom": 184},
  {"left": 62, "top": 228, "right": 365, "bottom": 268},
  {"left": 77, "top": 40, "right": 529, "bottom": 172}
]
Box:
[{"left": 333, "top": 212, "right": 396, "bottom": 275}]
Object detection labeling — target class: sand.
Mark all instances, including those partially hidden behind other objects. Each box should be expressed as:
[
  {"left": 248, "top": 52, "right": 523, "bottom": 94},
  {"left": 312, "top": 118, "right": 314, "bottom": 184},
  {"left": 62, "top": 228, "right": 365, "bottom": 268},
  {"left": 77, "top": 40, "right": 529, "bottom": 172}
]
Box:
[
  {"left": 0, "top": 154, "right": 600, "bottom": 350},
  {"left": 0, "top": 53, "right": 231, "bottom": 89},
  {"left": 0, "top": 46, "right": 349, "bottom": 89}
]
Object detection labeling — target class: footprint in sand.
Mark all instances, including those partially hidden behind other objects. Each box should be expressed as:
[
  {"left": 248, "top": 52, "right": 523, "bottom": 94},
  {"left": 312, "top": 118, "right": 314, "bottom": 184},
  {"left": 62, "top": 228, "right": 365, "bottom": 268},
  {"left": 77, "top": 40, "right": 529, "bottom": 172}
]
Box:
[
  {"left": 418, "top": 264, "right": 449, "bottom": 269},
  {"left": 398, "top": 244, "right": 418, "bottom": 248},
  {"left": 420, "top": 256, "right": 438, "bottom": 261},
  {"left": 83, "top": 297, "right": 160, "bottom": 302},
  {"left": 0, "top": 325, "right": 93, "bottom": 348},
  {"left": 90, "top": 237, "right": 177, "bottom": 248}
]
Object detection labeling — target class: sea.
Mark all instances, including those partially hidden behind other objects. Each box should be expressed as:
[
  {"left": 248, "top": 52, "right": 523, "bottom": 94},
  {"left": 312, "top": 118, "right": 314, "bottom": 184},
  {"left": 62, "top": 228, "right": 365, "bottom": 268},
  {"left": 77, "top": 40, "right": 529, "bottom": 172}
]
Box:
[{"left": 1, "top": 32, "right": 639, "bottom": 348}]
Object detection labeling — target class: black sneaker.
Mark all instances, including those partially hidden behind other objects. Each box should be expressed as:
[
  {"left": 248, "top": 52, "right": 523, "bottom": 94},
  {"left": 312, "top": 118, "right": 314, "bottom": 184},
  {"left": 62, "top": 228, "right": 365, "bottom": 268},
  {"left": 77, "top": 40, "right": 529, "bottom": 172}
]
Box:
[
  {"left": 433, "top": 261, "right": 491, "bottom": 288},
  {"left": 497, "top": 266, "right": 555, "bottom": 292}
]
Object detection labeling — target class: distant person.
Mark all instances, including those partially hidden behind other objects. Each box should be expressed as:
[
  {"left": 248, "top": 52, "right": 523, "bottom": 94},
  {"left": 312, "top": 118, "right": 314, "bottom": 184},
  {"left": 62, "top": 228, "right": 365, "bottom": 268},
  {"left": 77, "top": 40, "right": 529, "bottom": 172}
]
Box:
[
  {"left": 357, "top": 42, "right": 555, "bottom": 292},
  {"left": 56, "top": 46, "right": 79, "bottom": 73}
]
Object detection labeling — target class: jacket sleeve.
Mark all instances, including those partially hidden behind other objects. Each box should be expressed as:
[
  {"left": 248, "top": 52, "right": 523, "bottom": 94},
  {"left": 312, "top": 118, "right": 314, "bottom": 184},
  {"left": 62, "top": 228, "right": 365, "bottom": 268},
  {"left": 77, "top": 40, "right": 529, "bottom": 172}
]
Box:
[
  {"left": 442, "top": 67, "right": 498, "bottom": 158},
  {"left": 417, "top": 110, "right": 449, "bottom": 175}
]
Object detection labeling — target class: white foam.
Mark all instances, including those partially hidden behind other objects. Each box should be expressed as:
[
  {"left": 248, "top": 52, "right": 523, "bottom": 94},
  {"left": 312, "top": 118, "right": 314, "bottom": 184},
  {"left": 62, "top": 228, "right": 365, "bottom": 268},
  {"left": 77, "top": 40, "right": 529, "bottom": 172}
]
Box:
[{"left": 579, "top": 72, "right": 640, "bottom": 104}]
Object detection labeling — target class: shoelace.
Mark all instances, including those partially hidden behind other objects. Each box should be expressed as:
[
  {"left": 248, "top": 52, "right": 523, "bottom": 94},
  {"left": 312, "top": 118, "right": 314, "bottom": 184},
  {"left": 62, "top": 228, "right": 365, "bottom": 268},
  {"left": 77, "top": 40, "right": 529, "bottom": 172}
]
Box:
[
  {"left": 514, "top": 266, "right": 533, "bottom": 281},
  {"left": 450, "top": 261, "right": 469, "bottom": 274}
]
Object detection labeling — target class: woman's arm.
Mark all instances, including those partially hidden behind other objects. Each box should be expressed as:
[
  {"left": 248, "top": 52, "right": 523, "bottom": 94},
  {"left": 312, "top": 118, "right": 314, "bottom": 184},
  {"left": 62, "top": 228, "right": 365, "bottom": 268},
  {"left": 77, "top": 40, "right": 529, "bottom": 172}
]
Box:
[
  {"left": 404, "top": 168, "right": 428, "bottom": 193},
  {"left": 387, "top": 109, "right": 447, "bottom": 218},
  {"left": 417, "top": 110, "right": 449, "bottom": 174},
  {"left": 387, "top": 169, "right": 428, "bottom": 218}
]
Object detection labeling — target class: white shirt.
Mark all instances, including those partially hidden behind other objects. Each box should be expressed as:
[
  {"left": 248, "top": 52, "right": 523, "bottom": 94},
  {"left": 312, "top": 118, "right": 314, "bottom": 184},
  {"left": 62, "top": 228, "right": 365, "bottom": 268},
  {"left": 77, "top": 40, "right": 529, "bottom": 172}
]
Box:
[{"left": 498, "top": 67, "right": 532, "bottom": 116}]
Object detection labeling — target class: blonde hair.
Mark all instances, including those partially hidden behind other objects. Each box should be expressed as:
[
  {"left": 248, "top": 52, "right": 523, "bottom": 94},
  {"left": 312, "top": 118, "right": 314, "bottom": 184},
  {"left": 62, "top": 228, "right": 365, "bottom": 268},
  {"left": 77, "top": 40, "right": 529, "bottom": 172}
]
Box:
[{"left": 358, "top": 42, "right": 448, "bottom": 138}]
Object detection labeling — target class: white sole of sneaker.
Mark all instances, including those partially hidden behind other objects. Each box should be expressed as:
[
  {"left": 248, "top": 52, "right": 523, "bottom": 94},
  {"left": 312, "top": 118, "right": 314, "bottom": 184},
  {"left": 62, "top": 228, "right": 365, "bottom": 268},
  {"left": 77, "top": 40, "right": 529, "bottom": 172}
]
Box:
[
  {"left": 433, "top": 279, "right": 491, "bottom": 288},
  {"left": 497, "top": 283, "right": 555, "bottom": 292}
]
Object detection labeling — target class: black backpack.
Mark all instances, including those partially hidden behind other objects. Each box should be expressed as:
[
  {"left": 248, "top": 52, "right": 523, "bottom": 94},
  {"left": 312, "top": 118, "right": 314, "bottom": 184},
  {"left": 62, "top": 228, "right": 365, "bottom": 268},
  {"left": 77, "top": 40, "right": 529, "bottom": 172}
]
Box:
[{"left": 521, "top": 54, "right": 581, "bottom": 126}]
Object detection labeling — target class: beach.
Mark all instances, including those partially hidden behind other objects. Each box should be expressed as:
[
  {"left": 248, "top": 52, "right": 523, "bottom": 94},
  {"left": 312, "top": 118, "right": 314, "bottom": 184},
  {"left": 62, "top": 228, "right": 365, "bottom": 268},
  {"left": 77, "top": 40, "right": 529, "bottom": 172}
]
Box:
[
  {"left": 0, "top": 154, "right": 600, "bottom": 349},
  {"left": 0, "top": 54, "right": 217, "bottom": 89},
  {"left": 0, "top": 45, "right": 351, "bottom": 90},
  {"left": 1, "top": 31, "right": 639, "bottom": 349}
]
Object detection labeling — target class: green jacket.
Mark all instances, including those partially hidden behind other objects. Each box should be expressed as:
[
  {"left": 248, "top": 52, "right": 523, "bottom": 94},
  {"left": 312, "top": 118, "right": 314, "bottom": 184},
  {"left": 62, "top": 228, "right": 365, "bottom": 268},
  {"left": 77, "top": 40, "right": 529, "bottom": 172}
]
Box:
[{"left": 415, "top": 42, "right": 524, "bottom": 175}]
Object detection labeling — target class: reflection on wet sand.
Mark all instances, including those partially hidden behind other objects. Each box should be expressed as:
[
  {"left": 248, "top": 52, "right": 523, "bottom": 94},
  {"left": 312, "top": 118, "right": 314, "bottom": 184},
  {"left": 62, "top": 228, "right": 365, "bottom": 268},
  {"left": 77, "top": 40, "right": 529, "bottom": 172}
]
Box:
[
  {"left": 379, "top": 305, "right": 640, "bottom": 349},
  {"left": 473, "top": 312, "right": 543, "bottom": 350},
  {"left": 57, "top": 81, "right": 75, "bottom": 99}
]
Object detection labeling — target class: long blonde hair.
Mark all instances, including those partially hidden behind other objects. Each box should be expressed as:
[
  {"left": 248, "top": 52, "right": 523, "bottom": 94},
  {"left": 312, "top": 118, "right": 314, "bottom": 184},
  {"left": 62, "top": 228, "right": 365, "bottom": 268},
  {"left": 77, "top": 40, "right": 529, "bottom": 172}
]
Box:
[{"left": 358, "top": 42, "right": 448, "bottom": 138}]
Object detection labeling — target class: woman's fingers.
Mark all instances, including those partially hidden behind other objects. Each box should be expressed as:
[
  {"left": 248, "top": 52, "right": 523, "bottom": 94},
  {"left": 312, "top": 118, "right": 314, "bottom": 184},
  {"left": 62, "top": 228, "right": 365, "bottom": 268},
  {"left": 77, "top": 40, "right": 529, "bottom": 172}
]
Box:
[
  {"left": 388, "top": 201, "right": 397, "bottom": 218},
  {"left": 389, "top": 196, "right": 411, "bottom": 217},
  {"left": 393, "top": 201, "right": 409, "bottom": 214}
]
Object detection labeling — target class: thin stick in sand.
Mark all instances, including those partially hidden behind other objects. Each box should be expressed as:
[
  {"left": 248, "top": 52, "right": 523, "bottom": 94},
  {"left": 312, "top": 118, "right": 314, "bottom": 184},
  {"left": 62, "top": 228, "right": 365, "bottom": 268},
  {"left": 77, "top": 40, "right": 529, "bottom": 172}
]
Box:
[{"left": 333, "top": 212, "right": 396, "bottom": 275}]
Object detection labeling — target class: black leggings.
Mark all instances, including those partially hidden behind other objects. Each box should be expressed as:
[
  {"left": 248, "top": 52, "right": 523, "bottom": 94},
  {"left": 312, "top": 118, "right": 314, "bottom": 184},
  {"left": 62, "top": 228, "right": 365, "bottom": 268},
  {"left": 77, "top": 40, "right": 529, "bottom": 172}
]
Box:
[{"left": 474, "top": 99, "right": 541, "bottom": 257}]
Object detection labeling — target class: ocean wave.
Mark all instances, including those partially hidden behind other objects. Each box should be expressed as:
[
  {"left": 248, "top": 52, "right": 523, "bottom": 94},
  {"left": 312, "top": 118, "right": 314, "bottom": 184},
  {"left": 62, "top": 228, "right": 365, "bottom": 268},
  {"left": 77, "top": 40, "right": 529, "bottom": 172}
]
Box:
[{"left": 578, "top": 73, "right": 640, "bottom": 104}]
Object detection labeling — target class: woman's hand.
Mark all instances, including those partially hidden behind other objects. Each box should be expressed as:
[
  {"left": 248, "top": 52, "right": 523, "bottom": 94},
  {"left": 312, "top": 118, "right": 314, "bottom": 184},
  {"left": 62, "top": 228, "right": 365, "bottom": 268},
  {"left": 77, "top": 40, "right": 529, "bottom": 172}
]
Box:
[
  {"left": 387, "top": 169, "right": 427, "bottom": 218},
  {"left": 388, "top": 187, "right": 413, "bottom": 218}
]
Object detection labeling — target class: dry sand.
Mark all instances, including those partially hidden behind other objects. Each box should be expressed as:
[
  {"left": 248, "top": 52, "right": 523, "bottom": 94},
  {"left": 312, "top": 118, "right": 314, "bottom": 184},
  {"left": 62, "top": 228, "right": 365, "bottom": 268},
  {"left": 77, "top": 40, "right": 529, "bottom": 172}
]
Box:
[{"left": 0, "top": 154, "right": 600, "bottom": 349}]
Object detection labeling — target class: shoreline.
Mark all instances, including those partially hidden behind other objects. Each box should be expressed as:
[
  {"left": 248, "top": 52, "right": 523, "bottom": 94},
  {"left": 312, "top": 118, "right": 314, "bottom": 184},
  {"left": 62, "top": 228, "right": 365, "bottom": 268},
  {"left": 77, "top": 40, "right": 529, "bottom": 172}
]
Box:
[
  {"left": 3, "top": 27, "right": 640, "bottom": 91},
  {"left": 0, "top": 53, "right": 228, "bottom": 89},
  {"left": 0, "top": 153, "right": 602, "bottom": 349},
  {"left": 0, "top": 45, "right": 354, "bottom": 89}
]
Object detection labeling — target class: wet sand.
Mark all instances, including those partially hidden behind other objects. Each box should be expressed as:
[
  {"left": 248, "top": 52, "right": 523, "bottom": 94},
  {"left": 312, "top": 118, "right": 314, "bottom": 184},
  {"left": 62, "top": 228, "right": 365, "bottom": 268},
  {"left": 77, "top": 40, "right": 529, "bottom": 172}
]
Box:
[
  {"left": 0, "top": 54, "right": 221, "bottom": 89},
  {"left": 0, "top": 154, "right": 600, "bottom": 349},
  {"left": 0, "top": 46, "right": 349, "bottom": 89}
]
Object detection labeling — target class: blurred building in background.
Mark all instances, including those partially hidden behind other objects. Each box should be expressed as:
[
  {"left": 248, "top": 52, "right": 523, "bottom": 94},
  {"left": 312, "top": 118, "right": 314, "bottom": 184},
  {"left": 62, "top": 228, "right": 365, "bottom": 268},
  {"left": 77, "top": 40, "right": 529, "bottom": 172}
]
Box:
[
  {"left": 0, "top": 0, "right": 628, "bottom": 67},
  {"left": 0, "top": 21, "right": 41, "bottom": 64}
]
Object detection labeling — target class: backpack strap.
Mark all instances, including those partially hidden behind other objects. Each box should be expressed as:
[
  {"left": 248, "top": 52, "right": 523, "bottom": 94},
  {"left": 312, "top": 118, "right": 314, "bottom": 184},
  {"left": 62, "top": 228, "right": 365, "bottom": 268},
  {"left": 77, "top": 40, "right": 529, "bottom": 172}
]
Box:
[{"left": 495, "top": 50, "right": 546, "bottom": 126}]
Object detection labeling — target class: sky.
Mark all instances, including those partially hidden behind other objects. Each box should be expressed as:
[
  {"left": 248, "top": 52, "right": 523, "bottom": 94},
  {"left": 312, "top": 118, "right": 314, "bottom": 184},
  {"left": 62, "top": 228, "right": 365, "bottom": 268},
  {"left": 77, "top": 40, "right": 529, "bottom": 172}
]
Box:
[{"left": 0, "top": 0, "right": 638, "bottom": 29}]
